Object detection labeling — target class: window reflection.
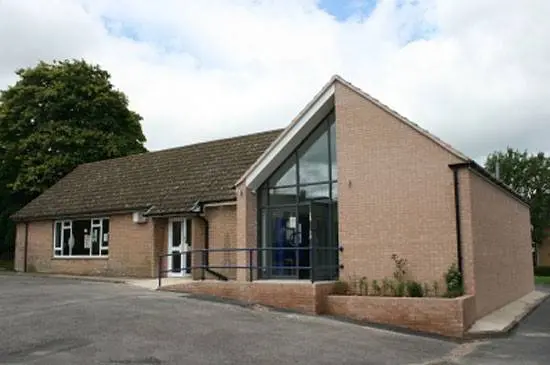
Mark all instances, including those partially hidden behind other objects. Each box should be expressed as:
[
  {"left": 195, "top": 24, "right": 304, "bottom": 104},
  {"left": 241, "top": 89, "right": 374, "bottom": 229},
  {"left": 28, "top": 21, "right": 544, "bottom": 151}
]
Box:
[{"left": 258, "top": 112, "right": 338, "bottom": 281}]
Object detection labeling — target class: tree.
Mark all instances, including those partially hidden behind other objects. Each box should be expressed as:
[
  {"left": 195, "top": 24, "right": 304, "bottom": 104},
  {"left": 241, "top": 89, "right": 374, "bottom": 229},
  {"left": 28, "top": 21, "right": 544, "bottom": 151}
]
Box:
[
  {"left": 0, "top": 59, "right": 147, "bottom": 257},
  {"left": 485, "top": 148, "right": 550, "bottom": 244}
]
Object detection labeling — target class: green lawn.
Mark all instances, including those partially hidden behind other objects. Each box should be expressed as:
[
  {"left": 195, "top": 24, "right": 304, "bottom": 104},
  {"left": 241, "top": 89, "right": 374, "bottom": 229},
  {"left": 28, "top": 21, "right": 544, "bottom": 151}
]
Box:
[
  {"left": 535, "top": 276, "right": 550, "bottom": 285},
  {"left": 0, "top": 260, "right": 13, "bottom": 271}
]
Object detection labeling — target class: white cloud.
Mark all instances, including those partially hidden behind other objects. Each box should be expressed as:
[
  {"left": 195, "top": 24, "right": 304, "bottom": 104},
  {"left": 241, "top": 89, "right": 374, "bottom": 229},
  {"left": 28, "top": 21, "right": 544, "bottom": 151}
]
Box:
[{"left": 0, "top": 0, "right": 548, "bottom": 160}]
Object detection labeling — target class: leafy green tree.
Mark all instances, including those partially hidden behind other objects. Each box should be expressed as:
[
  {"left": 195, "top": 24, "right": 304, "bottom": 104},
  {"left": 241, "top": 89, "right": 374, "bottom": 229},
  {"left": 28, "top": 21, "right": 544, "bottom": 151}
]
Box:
[
  {"left": 0, "top": 59, "right": 147, "bottom": 256},
  {"left": 485, "top": 148, "right": 550, "bottom": 244}
]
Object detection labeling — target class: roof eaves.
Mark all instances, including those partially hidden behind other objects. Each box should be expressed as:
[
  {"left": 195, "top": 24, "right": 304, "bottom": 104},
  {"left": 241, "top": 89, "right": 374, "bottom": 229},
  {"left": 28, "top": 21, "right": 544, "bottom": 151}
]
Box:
[
  {"left": 235, "top": 75, "right": 340, "bottom": 187},
  {"left": 449, "top": 161, "right": 529, "bottom": 206}
]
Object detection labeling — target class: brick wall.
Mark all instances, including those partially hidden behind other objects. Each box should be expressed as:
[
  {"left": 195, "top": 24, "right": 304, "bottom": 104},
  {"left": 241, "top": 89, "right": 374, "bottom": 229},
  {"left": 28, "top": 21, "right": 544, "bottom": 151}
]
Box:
[
  {"left": 334, "top": 82, "right": 463, "bottom": 285},
  {"left": 462, "top": 169, "right": 534, "bottom": 318},
  {"left": 236, "top": 184, "right": 257, "bottom": 281},
  {"left": 13, "top": 223, "right": 26, "bottom": 271},
  {"left": 16, "top": 214, "right": 157, "bottom": 277},
  {"left": 325, "top": 295, "right": 475, "bottom": 338},
  {"left": 163, "top": 280, "right": 335, "bottom": 314},
  {"left": 204, "top": 205, "right": 238, "bottom": 280}
]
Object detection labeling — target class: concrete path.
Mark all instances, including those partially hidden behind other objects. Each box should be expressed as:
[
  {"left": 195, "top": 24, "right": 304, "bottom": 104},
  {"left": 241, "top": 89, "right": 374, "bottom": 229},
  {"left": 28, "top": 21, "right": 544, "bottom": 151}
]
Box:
[
  {"left": 467, "top": 290, "right": 549, "bottom": 337},
  {"left": 3, "top": 271, "right": 191, "bottom": 290}
]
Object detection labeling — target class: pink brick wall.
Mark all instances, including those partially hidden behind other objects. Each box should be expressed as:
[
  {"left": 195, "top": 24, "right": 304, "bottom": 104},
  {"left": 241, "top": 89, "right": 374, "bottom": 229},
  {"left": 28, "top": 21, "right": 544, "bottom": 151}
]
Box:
[
  {"left": 163, "top": 280, "right": 335, "bottom": 314},
  {"left": 461, "top": 169, "right": 534, "bottom": 318},
  {"left": 15, "top": 214, "right": 157, "bottom": 277},
  {"left": 334, "top": 82, "right": 463, "bottom": 285},
  {"left": 325, "top": 295, "right": 476, "bottom": 338}
]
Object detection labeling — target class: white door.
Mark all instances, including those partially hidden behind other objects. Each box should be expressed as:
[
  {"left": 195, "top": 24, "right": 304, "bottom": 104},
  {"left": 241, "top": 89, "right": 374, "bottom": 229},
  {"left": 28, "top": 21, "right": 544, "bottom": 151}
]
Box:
[{"left": 168, "top": 218, "right": 192, "bottom": 277}]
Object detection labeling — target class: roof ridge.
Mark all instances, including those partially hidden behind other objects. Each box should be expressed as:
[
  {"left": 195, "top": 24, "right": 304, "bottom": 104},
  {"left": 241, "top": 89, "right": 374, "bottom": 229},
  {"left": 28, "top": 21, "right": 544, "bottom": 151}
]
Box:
[{"left": 81, "top": 128, "right": 284, "bottom": 167}]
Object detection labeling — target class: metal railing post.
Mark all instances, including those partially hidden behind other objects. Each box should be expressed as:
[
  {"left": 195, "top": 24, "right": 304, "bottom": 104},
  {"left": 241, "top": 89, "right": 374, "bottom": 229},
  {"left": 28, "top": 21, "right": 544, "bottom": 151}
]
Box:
[
  {"left": 158, "top": 254, "right": 162, "bottom": 288},
  {"left": 248, "top": 249, "right": 253, "bottom": 282},
  {"left": 201, "top": 249, "right": 206, "bottom": 280},
  {"left": 310, "top": 246, "right": 315, "bottom": 283}
]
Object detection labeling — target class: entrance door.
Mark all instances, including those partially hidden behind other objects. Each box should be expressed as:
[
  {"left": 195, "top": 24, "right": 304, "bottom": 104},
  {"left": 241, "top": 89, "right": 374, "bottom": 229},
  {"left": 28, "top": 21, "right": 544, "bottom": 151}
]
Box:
[{"left": 168, "top": 218, "right": 192, "bottom": 276}]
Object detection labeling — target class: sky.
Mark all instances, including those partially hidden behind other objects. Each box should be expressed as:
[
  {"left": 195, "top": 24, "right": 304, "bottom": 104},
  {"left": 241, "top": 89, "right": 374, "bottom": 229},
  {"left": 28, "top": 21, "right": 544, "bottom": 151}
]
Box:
[{"left": 0, "top": 0, "right": 548, "bottom": 161}]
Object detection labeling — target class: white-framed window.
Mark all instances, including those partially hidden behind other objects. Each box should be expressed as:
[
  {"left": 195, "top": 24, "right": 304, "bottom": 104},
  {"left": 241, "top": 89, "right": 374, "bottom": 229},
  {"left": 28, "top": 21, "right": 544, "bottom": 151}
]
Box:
[{"left": 53, "top": 218, "right": 109, "bottom": 257}]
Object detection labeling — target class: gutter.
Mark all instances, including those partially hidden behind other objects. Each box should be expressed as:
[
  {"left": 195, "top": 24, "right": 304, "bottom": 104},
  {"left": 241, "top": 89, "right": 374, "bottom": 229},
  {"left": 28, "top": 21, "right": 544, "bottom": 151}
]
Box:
[
  {"left": 450, "top": 167, "right": 464, "bottom": 274},
  {"left": 449, "top": 161, "right": 529, "bottom": 206}
]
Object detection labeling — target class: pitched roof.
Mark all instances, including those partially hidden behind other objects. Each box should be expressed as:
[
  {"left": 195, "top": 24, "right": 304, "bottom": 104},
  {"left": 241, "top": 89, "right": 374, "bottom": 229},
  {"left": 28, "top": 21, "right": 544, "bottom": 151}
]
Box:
[{"left": 12, "top": 129, "right": 282, "bottom": 221}]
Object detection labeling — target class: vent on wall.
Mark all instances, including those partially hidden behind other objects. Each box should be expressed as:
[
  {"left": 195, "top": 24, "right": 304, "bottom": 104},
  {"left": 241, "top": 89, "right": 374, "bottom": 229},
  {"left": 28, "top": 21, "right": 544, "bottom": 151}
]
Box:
[{"left": 132, "top": 211, "right": 148, "bottom": 224}]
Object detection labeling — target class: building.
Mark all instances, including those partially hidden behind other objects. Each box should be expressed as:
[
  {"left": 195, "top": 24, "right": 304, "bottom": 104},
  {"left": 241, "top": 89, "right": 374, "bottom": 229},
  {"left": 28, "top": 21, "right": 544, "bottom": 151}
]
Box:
[{"left": 12, "top": 76, "right": 534, "bottom": 336}]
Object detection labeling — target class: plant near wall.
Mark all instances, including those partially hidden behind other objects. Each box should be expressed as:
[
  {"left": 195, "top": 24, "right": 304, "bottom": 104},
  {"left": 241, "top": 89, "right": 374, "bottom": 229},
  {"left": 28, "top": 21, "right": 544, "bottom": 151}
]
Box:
[
  {"left": 391, "top": 254, "right": 408, "bottom": 282},
  {"left": 372, "top": 280, "right": 382, "bottom": 296},
  {"left": 359, "top": 277, "right": 368, "bottom": 296},
  {"left": 382, "top": 278, "right": 395, "bottom": 296},
  {"left": 406, "top": 281, "right": 424, "bottom": 297},
  {"left": 395, "top": 281, "right": 406, "bottom": 297},
  {"left": 333, "top": 280, "right": 349, "bottom": 295},
  {"left": 444, "top": 263, "right": 464, "bottom": 298}
]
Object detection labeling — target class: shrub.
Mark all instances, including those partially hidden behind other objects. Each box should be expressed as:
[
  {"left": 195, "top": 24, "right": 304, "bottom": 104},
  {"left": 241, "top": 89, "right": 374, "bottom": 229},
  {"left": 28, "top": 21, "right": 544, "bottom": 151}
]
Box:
[
  {"left": 333, "top": 280, "right": 349, "bottom": 295},
  {"left": 382, "top": 278, "right": 394, "bottom": 296},
  {"left": 445, "top": 263, "right": 464, "bottom": 298},
  {"left": 359, "top": 277, "right": 369, "bottom": 296},
  {"left": 406, "top": 281, "right": 424, "bottom": 297},
  {"left": 534, "top": 266, "right": 550, "bottom": 277},
  {"left": 372, "top": 280, "right": 382, "bottom": 296},
  {"left": 391, "top": 254, "right": 408, "bottom": 282},
  {"left": 395, "top": 281, "right": 406, "bottom": 297}
]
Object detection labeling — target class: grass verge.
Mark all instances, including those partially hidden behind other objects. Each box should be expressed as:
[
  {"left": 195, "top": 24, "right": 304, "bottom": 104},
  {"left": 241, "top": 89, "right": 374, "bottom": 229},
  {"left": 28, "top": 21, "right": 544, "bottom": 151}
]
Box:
[{"left": 535, "top": 276, "right": 550, "bottom": 285}]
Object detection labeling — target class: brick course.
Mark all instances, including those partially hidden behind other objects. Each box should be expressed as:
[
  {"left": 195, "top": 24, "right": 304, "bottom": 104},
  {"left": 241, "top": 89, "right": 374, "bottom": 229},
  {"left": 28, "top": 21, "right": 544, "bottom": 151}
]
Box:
[
  {"left": 163, "top": 280, "right": 335, "bottom": 314},
  {"left": 325, "top": 295, "right": 476, "bottom": 338}
]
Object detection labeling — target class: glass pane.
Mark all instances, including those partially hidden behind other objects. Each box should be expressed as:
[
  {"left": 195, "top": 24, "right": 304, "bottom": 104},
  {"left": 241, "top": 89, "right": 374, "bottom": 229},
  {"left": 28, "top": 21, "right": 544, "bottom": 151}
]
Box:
[
  {"left": 330, "top": 119, "right": 337, "bottom": 180},
  {"left": 269, "top": 187, "right": 297, "bottom": 206},
  {"left": 63, "top": 228, "right": 71, "bottom": 256},
  {"left": 269, "top": 156, "right": 297, "bottom": 187},
  {"left": 297, "top": 205, "right": 311, "bottom": 280},
  {"left": 185, "top": 219, "right": 192, "bottom": 246},
  {"left": 185, "top": 252, "right": 191, "bottom": 274},
  {"left": 102, "top": 219, "right": 109, "bottom": 247},
  {"left": 269, "top": 207, "right": 298, "bottom": 278},
  {"left": 101, "top": 249, "right": 109, "bottom": 256},
  {"left": 54, "top": 222, "right": 62, "bottom": 249},
  {"left": 71, "top": 220, "right": 92, "bottom": 255},
  {"left": 298, "top": 123, "right": 330, "bottom": 184},
  {"left": 299, "top": 184, "right": 330, "bottom": 202},
  {"left": 172, "top": 252, "right": 181, "bottom": 273},
  {"left": 171, "top": 221, "right": 181, "bottom": 247},
  {"left": 311, "top": 202, "right": 329, "bottom": 280},
  {"left": 92, "top": 226, "right": 101, "bottom": 255}
]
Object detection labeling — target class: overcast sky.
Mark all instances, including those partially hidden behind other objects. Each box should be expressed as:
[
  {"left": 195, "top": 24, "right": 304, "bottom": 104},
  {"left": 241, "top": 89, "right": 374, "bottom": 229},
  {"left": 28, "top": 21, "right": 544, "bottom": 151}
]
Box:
[{"left": 0, "top": 0, "right": 548, "bottom": 161}]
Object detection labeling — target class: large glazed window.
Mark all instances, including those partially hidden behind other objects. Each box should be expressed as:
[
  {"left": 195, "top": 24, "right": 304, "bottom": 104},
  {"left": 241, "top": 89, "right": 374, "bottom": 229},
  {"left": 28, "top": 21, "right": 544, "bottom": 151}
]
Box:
[
  {"left": 53, "top": 218, "right": 109, "bottom": 258},
  {"left": 258, "top": 112, "right": 338, "bottom": 281}
]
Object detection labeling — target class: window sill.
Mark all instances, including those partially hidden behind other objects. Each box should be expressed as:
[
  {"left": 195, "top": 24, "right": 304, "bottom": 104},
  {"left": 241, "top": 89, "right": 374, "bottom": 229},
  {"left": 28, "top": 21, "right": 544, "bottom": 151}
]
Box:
[{"left": 53, "top": 256, "right": 109, "bottom": 260}]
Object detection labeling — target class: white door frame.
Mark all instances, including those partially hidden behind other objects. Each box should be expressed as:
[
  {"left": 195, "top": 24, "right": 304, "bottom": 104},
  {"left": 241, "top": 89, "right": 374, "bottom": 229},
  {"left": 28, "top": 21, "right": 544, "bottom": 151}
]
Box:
[{"left": 167, "top": 217, "right": 191, "bottom": 277}]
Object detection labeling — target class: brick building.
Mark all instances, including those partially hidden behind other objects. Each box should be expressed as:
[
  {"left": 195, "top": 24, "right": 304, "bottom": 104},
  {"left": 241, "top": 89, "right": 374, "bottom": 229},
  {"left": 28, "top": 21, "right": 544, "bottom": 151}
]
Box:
[{"left": 12, "top": 76, "right": 534, "bottom": 332}]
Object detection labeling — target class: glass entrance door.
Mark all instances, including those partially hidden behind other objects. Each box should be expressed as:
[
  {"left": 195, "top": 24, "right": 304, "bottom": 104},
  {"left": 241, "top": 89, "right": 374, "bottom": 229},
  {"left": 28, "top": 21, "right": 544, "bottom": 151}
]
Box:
[{"left": 168, "top": 218, "right": 192, "bottom": 277}]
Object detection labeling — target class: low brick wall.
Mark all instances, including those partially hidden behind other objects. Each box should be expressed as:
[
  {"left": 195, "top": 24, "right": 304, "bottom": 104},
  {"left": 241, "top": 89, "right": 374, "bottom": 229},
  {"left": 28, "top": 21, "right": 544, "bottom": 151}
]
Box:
[
  {"left": 326, "top": 295, "right": 476, "bottom": 338},
  {"left": 163, "top": 280, "right": 335, "bottom": 314}
]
